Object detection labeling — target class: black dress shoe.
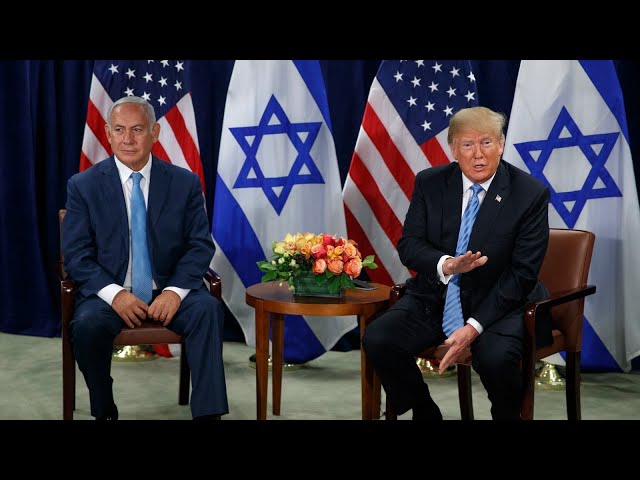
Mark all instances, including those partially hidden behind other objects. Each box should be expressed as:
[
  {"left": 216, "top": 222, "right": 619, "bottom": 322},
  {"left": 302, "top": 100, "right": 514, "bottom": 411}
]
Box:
[
  {"left": 193, "top": 414, "right": 222, "bottom": 421},
  {"left": 412, "top": 398, "right": 443, "bottom": 421},
  {"left": 96, "top": 405, "right": 119, "bottom": 421}
]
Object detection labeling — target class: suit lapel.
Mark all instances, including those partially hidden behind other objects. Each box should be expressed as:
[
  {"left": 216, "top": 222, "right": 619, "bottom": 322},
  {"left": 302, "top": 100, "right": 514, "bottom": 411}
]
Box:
[
  {"left": 443, "top": 164, "right": 463, "bottom": 253},
  {"left": 99, "top": 158, "right": 129, "bottom": 250},
  {"left": 148, "top": 156, "right": 170, "bottom": 230},
  {"left": 468, "top": 161, "right": 511, "bottom": 252}
]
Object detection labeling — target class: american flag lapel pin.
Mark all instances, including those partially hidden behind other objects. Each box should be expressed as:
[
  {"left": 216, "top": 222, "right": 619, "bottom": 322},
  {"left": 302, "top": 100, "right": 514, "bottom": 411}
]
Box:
[{"left": 495, "top": 194, "right": 502, "bottom": 203}]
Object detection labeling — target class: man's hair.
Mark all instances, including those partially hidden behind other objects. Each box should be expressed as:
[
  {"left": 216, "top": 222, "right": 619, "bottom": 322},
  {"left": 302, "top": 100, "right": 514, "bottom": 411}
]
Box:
[
  {"left": 106, "top": 96, "right": 157, "bottom": 129},
  {"left": 447, "top": 106, "right": 507, "bottom": 145}
]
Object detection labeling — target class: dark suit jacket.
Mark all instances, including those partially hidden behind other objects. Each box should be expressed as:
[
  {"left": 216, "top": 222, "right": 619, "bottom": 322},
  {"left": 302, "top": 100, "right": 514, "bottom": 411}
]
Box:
[
  {"left": 398, "top": 159, "right": 551, "bottom": 345},
  {"left": 62, "top": 156, "right": 214, "bottom": 305}
]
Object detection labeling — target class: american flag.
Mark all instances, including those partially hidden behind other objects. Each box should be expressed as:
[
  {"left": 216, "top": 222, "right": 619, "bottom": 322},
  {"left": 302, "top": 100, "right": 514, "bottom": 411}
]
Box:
[
  {"left": 80, "top": 59, "right": 206, "bottom": 357},
  {"left": 342, "top": 60, "right": 478, "bottom": 285}
]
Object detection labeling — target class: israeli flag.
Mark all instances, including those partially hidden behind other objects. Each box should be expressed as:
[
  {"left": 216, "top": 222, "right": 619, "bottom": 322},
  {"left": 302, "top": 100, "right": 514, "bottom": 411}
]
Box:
[
  {"left": 211, "top": 60, "right": 355, "bottom": 364},
  {"left": 504, "top": 60, "right": 640, "bottom": 371}
]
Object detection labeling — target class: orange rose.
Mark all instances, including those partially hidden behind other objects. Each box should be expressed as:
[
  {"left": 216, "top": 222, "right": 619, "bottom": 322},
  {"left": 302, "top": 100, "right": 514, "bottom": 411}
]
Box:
[
  {"left": 312, "top": 259, "right": 327, "bottom": 274},
  {"left": 343, "top": 243, "right": 357, "bottom": 258},
  {"left": 344, "top": 258, "right": 363, "bottom": 277},
  {"left": 327, "top": 258, "right": 344, "bottom": 275}
]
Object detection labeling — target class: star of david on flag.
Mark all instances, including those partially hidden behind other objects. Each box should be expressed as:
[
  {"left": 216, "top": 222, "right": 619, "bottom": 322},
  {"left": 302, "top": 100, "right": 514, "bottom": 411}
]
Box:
[
  {"left": 504, "top": 60, "right": 640, "bottom": 372},
  {"left": 231, "top": 95, "right": 325, "bottom": 215},
  {"left": 211, "top": 60, "right": 354, "bottom": 364}
]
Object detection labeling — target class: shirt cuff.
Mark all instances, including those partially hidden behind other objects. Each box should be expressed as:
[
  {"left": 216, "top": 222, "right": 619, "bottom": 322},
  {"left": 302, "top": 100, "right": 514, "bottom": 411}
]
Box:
[
  {"left": 97, "top": 284, "right": 126, "bottom": 306},
  {"left": 437, "top": 255, "right": 454, "bottom": 284},
  {"left": 163, "top": 286, "right": 189, "bottom": 302},
  {"left": 467, "top": 318, "right": 483, "bottom": 335}
]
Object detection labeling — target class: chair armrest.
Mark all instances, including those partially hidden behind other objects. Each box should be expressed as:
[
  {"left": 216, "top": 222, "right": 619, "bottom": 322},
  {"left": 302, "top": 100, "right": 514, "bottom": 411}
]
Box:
[
  {"left": 205, "top": 268, "right": 222, "bottom": 300},
  {"left": 390, "top": 283, "right": 406, "bottom": 305},
  {"left": 523, "top": 284, "right": 596, "bottom": 335},
  {"left": 60, "top": 276, "right": 75, "bottom": 327}
]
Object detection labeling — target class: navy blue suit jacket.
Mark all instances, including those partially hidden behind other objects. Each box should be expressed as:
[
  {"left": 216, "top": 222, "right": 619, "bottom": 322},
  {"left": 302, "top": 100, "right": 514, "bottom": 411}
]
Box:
[
  {"left": 398, "top": 159, "right": 551, "bottom": 345},
  {"left": 62, "top": 156, "right": 214, "bottom": 305}
]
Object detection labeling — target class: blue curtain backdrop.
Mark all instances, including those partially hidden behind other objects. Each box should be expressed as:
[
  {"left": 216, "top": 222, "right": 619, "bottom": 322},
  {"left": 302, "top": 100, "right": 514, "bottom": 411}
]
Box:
[{"left": 2, "top": 60, "right": 639, "bottom": 367}]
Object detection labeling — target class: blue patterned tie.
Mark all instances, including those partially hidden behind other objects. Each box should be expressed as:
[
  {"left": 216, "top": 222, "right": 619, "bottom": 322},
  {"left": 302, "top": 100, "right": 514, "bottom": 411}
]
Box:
[
  {"left": 442, "top": 184, "right": 484, "bottom": 337},
  {"left": 130, "top": 172, "right": 152, "bottom": 304}
]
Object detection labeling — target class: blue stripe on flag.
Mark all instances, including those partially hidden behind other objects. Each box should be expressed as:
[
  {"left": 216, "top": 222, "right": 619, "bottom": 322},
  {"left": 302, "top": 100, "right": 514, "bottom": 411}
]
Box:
[
  {"left": 212, "top": 173, "right": 263, "bottom": 287},
  {"left": 580, "top": 60, "right": 631, "bottom": 144},
  {"left": 293, "top": 60, "right": 334, "bottom": 134}
]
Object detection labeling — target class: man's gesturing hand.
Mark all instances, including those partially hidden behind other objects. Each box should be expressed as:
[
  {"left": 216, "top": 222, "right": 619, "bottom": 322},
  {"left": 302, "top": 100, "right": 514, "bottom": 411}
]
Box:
[{"left": 443, "top": 250, "right": 488, "bottom": 276}]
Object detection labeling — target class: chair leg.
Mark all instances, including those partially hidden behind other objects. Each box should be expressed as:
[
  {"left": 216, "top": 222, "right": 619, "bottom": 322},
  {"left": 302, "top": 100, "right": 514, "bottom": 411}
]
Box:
[
  {"left": 566, "top": 351, "right": 581, "bottom": 420},
  {"left": 178, "top": 343, "right": 190, "bottom": 405},
  {"left": 372, "top": 373, "right": 382, "bottom": 420},
  {"left": 62, "top": 335, "right": 75, "bottom": 420},
  {"left": 457, "top": 365, "right": 474, "bottom": 420},
  {"left": 520, "top": 356, "right": 536, "bottom": 421}
]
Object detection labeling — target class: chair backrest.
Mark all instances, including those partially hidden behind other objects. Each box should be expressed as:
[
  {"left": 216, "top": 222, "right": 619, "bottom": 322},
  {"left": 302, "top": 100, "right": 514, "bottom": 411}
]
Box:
[
  {"left": 59, "top": 209, "right": 67, "bottom": 279},
  {"left": 538, "top": 228, "right": 595, "bottom": 350}
]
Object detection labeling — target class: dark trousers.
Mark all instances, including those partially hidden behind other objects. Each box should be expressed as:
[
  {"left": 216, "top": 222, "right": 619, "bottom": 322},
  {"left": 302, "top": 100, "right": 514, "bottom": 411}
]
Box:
[
  {"left": 70, "top": 286, "right": 228, "bottom": 418},
  {"left": 362, "top": 294, "right": 523, "bottom": 420}
]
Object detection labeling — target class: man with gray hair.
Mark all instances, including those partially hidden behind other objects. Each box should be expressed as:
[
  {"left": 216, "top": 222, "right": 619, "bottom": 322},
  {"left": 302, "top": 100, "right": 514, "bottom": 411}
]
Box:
[{"left": 62, "top": 96, "right": 228, "bottom": 420}]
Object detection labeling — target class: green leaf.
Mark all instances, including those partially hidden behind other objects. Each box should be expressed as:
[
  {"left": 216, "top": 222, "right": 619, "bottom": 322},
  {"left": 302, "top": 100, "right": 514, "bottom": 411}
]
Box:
[
  {"left": 257, "top": 262, "right": 277, "bottom": 272},
  {"left": 328, "top": 275, "right": 342, "bottom": 294},
  {"left": 341, "top": 274, "right": 354, "bottom": 288},
  {"left": 261, "top": 271, "right": 278, "bottom": 282},
  {"left": 362, "top": 255, "right": 378, "bottom": 270}
]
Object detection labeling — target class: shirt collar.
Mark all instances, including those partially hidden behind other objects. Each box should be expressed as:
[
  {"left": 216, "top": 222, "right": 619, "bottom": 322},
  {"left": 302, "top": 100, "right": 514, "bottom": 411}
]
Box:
[
  {"left": 114, "top": 154, "right": 153, "bottom": 185},
  {"left": 461, "top": 171, "right": 495, "bottom": 194}
]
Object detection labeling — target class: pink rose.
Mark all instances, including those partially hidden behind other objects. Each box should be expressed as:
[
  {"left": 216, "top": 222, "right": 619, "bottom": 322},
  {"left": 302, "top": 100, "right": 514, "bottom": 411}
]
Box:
[
  {"left": 322, "top": 234, "right": 335, "bottom": 246},
  {"left": 310, "top": 243, "right": 327, "bottom": 259}
]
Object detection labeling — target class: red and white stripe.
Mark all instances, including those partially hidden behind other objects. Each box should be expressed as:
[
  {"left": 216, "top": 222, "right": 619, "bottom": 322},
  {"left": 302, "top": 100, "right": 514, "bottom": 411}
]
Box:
[{"left": 342, "top": 77, "right": 456, "bottom": 286}]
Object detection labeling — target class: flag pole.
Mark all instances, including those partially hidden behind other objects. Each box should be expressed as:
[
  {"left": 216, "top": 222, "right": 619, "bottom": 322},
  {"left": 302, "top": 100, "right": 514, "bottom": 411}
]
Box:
[
  {"left": 535, "top": 361, "right": 565, "bottom": 390},
  {"left": 248, "top": 354, "right": 304, "bottom": 372},
  {"left": 112, "top": 345, "right": 158, "bottom": 362},
  {"left": 416, "top": 357, "right": 456, "bottom": 378}
]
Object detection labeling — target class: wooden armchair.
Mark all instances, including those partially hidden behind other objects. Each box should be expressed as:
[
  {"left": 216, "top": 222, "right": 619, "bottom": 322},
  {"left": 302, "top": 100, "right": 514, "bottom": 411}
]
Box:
[
  {"left": 378, "top": 228, "right": 596, "bottom": 420},
  {"left": 58, "top": 209, "right": 222, "bottom": 420}
]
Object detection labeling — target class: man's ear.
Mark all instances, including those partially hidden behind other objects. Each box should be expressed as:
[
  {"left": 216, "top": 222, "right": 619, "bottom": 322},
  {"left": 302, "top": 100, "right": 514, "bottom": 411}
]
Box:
[{"left": 152, "top": 123, "right": 160, "bottom": 143}]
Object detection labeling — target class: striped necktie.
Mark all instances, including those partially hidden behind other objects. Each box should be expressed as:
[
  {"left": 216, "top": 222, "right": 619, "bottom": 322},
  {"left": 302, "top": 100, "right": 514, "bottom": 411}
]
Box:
[{"left": 442, "top": 184, "right": 483, "bottom": 337}]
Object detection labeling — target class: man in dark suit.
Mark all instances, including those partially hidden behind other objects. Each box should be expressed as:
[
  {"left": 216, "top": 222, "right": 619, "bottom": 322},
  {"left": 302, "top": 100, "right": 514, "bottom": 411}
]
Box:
[
  {"left": 362, "top": 106, "right": 550, "bottom": 420},
  {"left": 62, "top": 96, "right": 228, "bottom": 420}
]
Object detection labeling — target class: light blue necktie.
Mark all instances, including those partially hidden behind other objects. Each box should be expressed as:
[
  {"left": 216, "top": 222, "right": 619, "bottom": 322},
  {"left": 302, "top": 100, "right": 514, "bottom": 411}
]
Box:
[
  {"left": 442, "top": 184, "right": 484, "bottom": 337},
  {"left": 130, "top": 172, "right": 152, "bottom": 304}
]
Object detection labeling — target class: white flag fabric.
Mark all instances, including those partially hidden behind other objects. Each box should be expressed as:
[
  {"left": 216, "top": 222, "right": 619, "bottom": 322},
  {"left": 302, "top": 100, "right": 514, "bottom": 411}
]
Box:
[
  {"left": 211, "top": 60, "right": 355, "bottom": 364},
  {"left": 504, "top": 60, "right": 640, "bottom": 371}
]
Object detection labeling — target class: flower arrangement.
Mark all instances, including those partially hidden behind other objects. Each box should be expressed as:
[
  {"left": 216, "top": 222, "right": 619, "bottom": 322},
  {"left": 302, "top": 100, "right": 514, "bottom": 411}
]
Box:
[{"left": 256, "top": 232, "right": 378, "bottom": 295}]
